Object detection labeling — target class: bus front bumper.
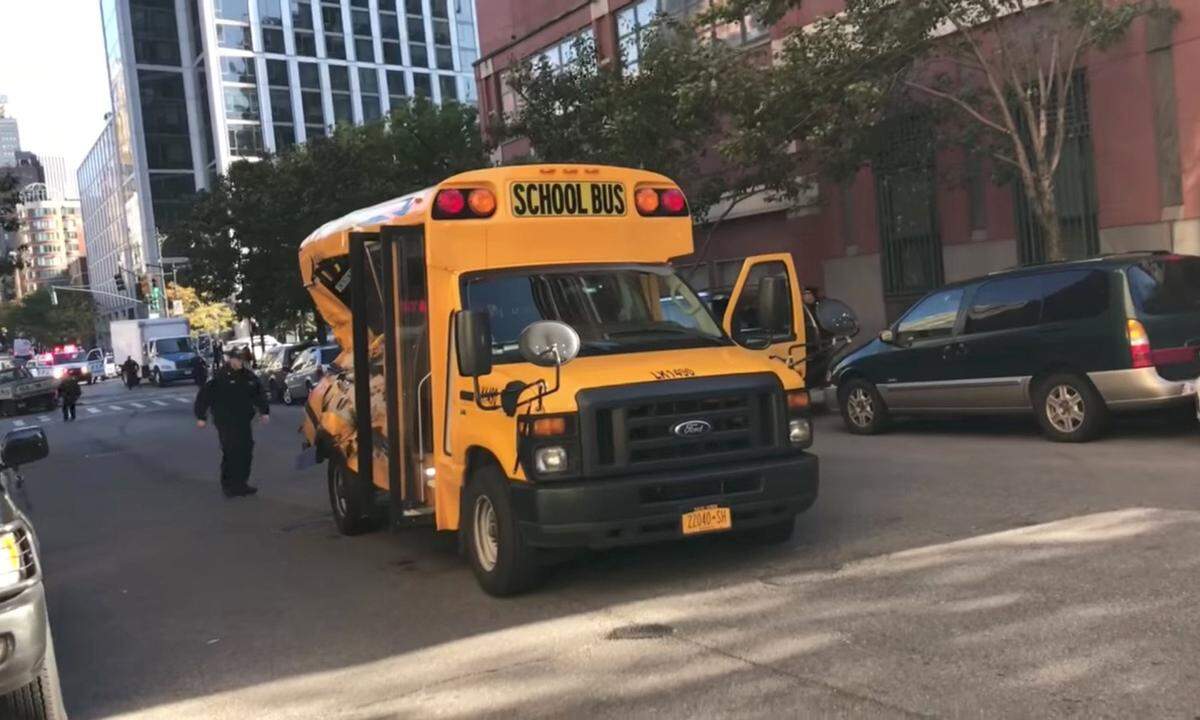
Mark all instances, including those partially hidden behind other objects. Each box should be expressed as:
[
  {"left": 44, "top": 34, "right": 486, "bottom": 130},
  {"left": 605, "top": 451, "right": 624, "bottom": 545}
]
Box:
[{"left": 510, "top": 454, "right": 818, "bottom": 550}]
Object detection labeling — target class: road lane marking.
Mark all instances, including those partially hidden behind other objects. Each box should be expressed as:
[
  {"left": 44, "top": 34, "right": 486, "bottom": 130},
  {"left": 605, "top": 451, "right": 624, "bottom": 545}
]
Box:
[
  {"left": 109, "top": 405, "right": 124, "bottom": 411},
  {"left": 152, "top": 400, "right": 169, "bottom": 407},
  {"left": 12, "top": 420, "right": 25, "bottom": 427},
  {"left": 86, "top": 407, "right": 101, "bottom": 415},
  {"left": 130, "top": 402, "right": 146, "bottom": 409}
]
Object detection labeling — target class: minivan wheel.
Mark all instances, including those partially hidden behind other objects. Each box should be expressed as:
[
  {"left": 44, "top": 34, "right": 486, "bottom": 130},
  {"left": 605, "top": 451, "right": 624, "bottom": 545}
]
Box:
[
  {"left": 840, "top": 378, "right": 889, "bottom": 435},
  {"left": 282, "top": 386, "right": 294, "bottom": 406},
  {"left": 1034, "top": 373, "right": 1107, "bottom": 442}
]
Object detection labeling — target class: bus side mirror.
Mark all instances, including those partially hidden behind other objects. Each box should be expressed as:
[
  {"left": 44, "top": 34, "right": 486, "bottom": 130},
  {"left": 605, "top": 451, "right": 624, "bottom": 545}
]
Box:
[
  {"left": 456, "top": 310, "right": 493, "bottom": 378},
  {"left": 757, "top": 276, "right": 790, "bottom": 336}
]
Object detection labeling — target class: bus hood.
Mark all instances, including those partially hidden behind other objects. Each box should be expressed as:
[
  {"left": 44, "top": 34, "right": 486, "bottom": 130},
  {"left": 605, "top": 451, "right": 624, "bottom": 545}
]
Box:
[{"left": 478, "top": 345, "right": 801, "bottom": 413}]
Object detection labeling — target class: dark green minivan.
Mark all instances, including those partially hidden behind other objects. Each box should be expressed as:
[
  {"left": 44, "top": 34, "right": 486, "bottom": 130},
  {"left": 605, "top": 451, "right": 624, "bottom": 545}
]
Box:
[{"left": 831, "top": 252, "right": 1200, "bottom": 441}]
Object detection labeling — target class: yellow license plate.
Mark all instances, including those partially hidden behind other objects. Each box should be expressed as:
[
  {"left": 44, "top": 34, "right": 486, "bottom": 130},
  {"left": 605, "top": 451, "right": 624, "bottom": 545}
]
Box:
[
  {"left": 681, "top": 505, "right": 732, "bottom": 535},
  {"left": 510, "top": 181, "right": 626, "bottom": 218}
]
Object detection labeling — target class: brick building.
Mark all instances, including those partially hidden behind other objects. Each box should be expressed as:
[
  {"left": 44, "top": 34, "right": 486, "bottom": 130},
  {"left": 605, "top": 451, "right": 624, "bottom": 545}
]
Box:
[{"left": 475, "top": 0, "right": 1200, "bottom": 336}]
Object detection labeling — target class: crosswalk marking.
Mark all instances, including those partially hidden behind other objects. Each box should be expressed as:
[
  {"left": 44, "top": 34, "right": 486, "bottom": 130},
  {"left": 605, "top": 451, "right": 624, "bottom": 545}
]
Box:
[
  {"left": 130, "top": 402, "right": 146, "bottom": 409},
  {"left": 109, "top": 405, "right": 124, "bottom": 411},
  {"left": 12, "top": 420, "right": 24, "bottom": 427},
  {"left": 173, "top": 397, "right": 190, "bottom": 404},
  {"left": 86, "top": 407, "right": 101, "bottom": 414},
  {"left": 152, "top": 400, "right": 169, "bottom": 407},
  {"left": 38, "top": 416, "right": 51, "bottom": 422}
]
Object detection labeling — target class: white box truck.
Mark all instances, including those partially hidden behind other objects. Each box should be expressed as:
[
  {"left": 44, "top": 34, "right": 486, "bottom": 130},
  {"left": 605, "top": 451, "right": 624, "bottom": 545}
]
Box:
[{"left": 110, "top": 318, "right": 199, "bottom": 386}]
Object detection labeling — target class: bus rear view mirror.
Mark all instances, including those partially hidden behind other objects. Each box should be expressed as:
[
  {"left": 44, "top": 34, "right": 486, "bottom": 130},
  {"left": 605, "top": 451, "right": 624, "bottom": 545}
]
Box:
[
  {"left": 518, "top": 321, "right": 581, "bottom": 368},
  {"left": 456, "top": 311, "right": 494, "bottom": 378}
]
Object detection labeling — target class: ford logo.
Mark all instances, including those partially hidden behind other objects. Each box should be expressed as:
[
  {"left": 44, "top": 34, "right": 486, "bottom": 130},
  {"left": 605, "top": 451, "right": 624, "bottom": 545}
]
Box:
[{"left": 672, "top": 419, "right": 712, "bottom": 438}]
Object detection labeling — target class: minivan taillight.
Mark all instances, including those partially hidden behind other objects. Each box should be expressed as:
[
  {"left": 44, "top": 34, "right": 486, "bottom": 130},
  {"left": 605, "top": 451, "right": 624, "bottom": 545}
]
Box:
[{"left": 1127, "top": 318, "right": 1152, "bottom": 368}]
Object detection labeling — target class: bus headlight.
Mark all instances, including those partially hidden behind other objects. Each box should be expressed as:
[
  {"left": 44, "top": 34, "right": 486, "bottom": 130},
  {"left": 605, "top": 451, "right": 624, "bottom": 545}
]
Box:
[
  {"left": 788, "top": 418, "right": 813, "bottom": 448},
  {"left": 534, "top": 446, "right": 569, "bottom": 474}
]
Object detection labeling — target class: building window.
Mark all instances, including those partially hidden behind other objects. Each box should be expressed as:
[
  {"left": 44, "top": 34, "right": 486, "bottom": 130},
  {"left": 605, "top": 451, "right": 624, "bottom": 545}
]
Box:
[
  {"left": 412, "top": 71, "right": 432, "bottom": 98},
  {"left": 430, "top": 0, "right": 454, "bottom": 69},
  {"left": 219, "top": 55, "right": 256, "bottom": 83},
  {"left": 224, "top": 86, "right": 260, "bottom": 120},
  {"left": 359, "top": 67, "right": 381, "bottom": 122},
  {"left": 266, "top": 58, "right": 295, "bottom": 150},
  {"left": 293, "top": 1, "right": 317, "bottom": 57},
  {"left": 438, "top": 74, "right": 457, "bottom": 104},
  {"left": 379, "top": 5, "right": 400, "bottom": 65},
  {"left": 616, "top": 0, "right": 657, "bottom": 75},
  {"left": 228, "top": 125, "right": 264, "bottom": 156},
  {"left": 533, "top": 28, "right": 594, "bottom": 74},
  {"left": 453, "top": 0, "right": 477, "bottom": 72},
  {"left": 351, "top": 6, "right": 375, "bottom": 62},
  {"left": 216, "top": 0, "right": 249, "bottom": 22},
  {"left": 386, "top": 69, "right": 408, "bottom": 109},
  {"left": 260, "top": 0, "right": 286, "bottom": 53},
  {"left": 217, "top": 24, "right": 253, "bottom": 50},
  {"left": 130, "top": 0, "right": 182, "bottom": 65},
  {"left": 138, "top": 70, "right": 193, "bottom": 170},
  {"left": 329, "top": 65, "right": 352, "bottom": 124},
  {"left": 321, "top": 1, "right": 346, "bottom": 59},
  {"left": 298, "top": 62, "right": 326, "bottom": 136},
  {"left": 407, "top": 0, "right": 428, "bottom": 68}
]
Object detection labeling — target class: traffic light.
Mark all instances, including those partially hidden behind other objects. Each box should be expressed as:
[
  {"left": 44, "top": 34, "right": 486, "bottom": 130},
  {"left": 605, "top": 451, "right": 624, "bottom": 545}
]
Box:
[{"left": 114, "top": 272, "right": 126, "bottom": 292}]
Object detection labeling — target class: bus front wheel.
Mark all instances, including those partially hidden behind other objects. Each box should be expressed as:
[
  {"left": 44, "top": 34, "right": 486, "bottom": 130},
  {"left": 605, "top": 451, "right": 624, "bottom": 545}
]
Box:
[{"left": 462, "top": 464, "right": 541, "bottom": 597}]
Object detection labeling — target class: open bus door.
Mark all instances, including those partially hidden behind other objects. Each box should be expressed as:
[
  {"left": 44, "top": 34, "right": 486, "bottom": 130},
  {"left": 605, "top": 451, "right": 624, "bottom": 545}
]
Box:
[{"left": 348, "top": 227, "right": 433, "bottom": 526}]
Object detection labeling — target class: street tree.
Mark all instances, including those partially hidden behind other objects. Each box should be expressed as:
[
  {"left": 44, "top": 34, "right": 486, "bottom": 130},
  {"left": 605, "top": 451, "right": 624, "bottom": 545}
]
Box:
[
  {"left": 165, "top": 283, "right": 236, "bottom": 335},
  {"left": 165, "top": 98, "right": 489, "bottom": 339},
  {"left": 0, "top": 287, "right": 94, "bottom": 347},
  {"left": 707, "top": 0, "right": 1167, "bottom": 261},
  {"left": 499, "top": 17, "right": 872, "bottom": 275}
]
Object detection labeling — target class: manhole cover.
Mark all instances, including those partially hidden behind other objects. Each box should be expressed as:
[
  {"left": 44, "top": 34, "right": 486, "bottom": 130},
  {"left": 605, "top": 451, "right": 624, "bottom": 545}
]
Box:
[{"left": 606, "top": 623, "right": 674, "bottom": 640}]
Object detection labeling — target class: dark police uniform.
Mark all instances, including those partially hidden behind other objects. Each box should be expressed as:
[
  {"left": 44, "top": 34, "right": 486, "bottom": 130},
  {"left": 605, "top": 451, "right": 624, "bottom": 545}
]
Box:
[{"left": 194, "top": 366, "right": 269, "bottom": 496}]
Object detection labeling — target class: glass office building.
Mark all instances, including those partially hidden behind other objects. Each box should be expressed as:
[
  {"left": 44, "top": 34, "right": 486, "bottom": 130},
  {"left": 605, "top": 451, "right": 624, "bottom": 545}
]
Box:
[{"left": 90, "top": 0, "right": 480, "bottom": 314}]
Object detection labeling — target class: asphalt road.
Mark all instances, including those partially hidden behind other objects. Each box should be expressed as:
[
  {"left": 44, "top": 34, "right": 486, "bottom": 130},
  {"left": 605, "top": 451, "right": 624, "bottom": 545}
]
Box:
[{"left": 17, "top": 379, "right": 1200, "bottom": 718}]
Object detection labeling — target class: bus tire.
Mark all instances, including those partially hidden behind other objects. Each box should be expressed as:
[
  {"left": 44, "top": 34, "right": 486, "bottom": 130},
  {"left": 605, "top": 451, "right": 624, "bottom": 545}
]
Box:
[
  {"left": 327, "top": 457, "right": 378, "bottom": 536},
  {"left": 463, "top": 464, "right": 542, "bottom": 597}
]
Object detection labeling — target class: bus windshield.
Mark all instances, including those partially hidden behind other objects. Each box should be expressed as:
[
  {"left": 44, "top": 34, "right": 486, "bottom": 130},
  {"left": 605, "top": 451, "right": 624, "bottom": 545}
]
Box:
[{"left": 463, "top": 266, "right": 729, "bottom": 363}]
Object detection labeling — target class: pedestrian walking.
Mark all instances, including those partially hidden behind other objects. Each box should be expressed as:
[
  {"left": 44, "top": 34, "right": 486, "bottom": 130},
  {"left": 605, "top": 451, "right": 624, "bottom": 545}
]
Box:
[
  {"left": 58, "top": 375, "right": 81, "bottom": 421},
  {"left": 194, "top": 348, "right": 270, "bottom": 498},
  {"left": 121, "top": 356, "right": 140, "bottom": 389}
]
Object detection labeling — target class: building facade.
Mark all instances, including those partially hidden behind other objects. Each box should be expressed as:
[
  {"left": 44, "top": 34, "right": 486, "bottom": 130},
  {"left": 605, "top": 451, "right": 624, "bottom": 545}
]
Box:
[
  {"left": 475, "top": 0, "right": 1200, "bottom": 337},
  {"left": 12, "top": 184, "right": 85, "bottom": 293},
  {"left": 94, "top": 0, "right": 480, "bottom": 274},
  {"left": 0, "top": 96, "right": 18, "bottom": 167},
  {"left": 78, "top": 115, "right": 143, "bottom": 329}
]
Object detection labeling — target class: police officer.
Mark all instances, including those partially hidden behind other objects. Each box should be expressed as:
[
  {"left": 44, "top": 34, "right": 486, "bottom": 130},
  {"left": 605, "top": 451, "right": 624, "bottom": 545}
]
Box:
[{"left": 195, "top": 348, "right": 270, "bottom": 497}]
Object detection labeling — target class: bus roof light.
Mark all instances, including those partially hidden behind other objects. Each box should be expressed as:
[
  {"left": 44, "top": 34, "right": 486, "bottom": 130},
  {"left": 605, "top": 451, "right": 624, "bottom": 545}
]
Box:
[
  {"left": 661, "top": 188, "right": 688, "bottom": 215},
  {"left": 434, "top": 189, "right": 466, "bottom": 217},
  {"left": 467, "top": 189, "right": 496, "bottom": 217},
  {"left": 635, "top": 188, "right": 660, "bottom": 215}
]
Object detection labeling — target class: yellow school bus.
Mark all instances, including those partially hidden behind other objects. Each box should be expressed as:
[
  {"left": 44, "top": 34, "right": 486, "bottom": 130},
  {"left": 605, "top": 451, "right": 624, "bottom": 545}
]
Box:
[{"left": 298, "top": 164, "right": 818, "bottom": 595}]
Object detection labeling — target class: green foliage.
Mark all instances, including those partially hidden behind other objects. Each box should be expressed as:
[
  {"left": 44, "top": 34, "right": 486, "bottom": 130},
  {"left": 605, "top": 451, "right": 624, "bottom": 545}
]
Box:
[
  {"left": 164, "top": 98, "right": 489, "bottom": 336},
  {"left": 0, "top": 173, "right": 20, "bottom": 233},
  {"left": 706, "top": 0, "right": 1161, "bottom": 259},
  {"left": 0, "top": 288, "right": 95, "bottom": 346},
  {"left": 165, "top": 284, "right": 236, "bottom": 335}
]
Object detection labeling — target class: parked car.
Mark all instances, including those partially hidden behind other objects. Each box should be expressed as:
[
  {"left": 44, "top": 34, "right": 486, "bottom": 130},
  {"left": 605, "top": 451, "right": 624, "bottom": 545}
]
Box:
[
  {"left": 103, "top": 353, "right": 118, "bottom": 380},
  {"left": 281, "top": 344, "right": 341, "bottom": 406},
  {"left": 0, "top": 427, "right": 67, "bottom": 718},
  {"left": 0, "top": 369, "right": 56, "bottom": 418},
  {"left": 256, "top": 343, "right": 311, "bottom": 403},
  {"left": 832, "top": 252, "right": 1200, "bottom": 442}
]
